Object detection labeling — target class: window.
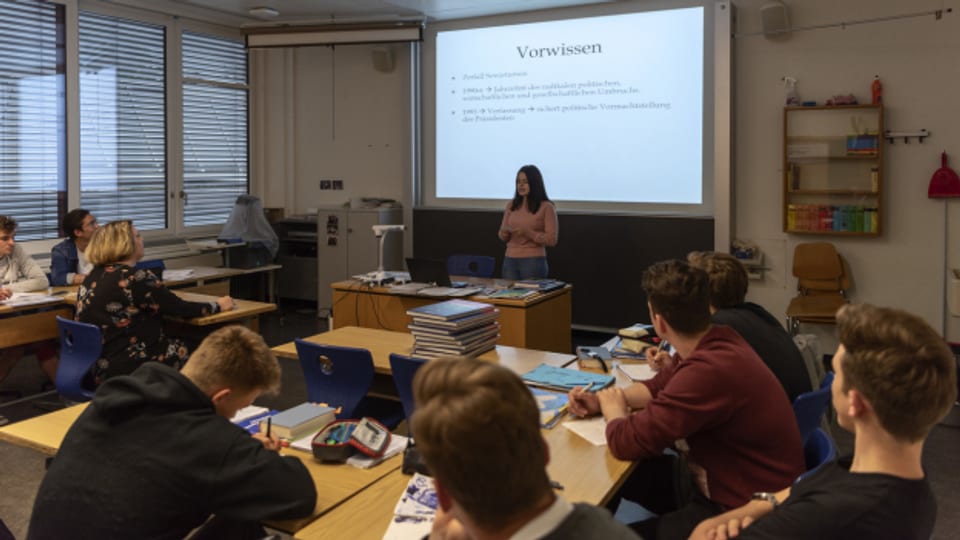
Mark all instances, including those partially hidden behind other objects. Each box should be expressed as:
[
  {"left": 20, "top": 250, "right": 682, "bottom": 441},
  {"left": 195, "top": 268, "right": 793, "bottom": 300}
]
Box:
[
  {"left": 0, "top": 0, "right": 65, "bottom": 240},
  {"left": 79, "top": 11, "right": 166, "bottom": 231},
  {"left": 182, "top": 31, "right": 248, "bottom": 228}
]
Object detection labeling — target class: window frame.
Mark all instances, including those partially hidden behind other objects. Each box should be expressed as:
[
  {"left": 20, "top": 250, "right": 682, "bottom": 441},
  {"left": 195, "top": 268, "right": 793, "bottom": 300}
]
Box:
[{"left": 17, "top": 0, "right": 248, "bottom": 254}]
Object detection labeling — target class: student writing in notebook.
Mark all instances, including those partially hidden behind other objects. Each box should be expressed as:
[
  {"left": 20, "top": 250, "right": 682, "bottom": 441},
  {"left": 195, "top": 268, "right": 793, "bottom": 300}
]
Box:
[
  {"left": 412, "top": 358, "right": 638, "bottom": 540},
  {"left": 29, "top": 326, "right": 316, "bottom": 540},
  {"left": 0, "top": 215, "right": 59, "bottom": 416},
  {"left": 567, "top": 260, "right": 804, "bottom": 540},
  {"left": 498, "top": 164, "right": 558, "bottom": 280}
]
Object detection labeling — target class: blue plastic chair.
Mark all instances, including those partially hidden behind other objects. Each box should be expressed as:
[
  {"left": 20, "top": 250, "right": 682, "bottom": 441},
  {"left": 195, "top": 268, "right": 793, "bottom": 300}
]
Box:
[
  {"left": 792, "top": 371, "right": 834, "bottom": 445},
  {"left": 447, "top": 255, "right": 496, "bottom": 278},
  {"left": 55, "top": 316, "right": 102, "bottom": 403},
  {"left": 135, "top": 259, "right": 166, "bottom": 273},
  {"left": 294, "top": 340, "right": 404, "bottom": 429},
  {"left": 797, "top": 427, "right": 837, "bottom": 481},
  {"left": 389, "top": 353, "right": 427, "bottom": 423}
]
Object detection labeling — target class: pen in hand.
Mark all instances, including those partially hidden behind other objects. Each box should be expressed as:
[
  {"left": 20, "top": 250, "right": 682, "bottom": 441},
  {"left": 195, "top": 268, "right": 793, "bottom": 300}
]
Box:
[{"left": 266, "top": 417, "right": 271, "bottom": 439}]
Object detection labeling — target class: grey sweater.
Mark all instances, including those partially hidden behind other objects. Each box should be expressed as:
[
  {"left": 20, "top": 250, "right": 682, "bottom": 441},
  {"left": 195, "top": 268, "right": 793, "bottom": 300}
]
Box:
[{"left": 0, "top": 244, "right": 48, "bottom": 291}]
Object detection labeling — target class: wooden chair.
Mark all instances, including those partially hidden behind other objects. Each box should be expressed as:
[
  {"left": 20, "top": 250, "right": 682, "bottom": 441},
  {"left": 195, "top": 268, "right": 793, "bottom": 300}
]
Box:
[{"left": 786, "top": 242, "right": 851, "bottom": 335}]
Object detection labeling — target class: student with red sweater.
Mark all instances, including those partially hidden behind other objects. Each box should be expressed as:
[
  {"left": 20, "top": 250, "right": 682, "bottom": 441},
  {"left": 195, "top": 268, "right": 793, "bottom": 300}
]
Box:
[
  {"left": 568, "top": 260, "right": 805, "bottom": 540},
  {"left": 498, "top": 164, "right": 558, "bottom": 280}
]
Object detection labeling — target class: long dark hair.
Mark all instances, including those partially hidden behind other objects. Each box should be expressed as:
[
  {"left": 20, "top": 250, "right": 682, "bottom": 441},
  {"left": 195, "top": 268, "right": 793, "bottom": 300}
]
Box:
[{"left": 510, "top": 164, "right": 551, "bottom": 213}]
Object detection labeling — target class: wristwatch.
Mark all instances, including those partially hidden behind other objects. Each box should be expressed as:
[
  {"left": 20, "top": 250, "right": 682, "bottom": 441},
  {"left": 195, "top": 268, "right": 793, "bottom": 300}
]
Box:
[{"left": 751, "top": 492, "right": 779, "bottom": 508}]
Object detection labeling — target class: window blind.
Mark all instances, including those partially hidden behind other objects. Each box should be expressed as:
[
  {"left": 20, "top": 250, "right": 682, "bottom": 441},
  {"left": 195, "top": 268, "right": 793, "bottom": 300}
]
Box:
[
  {"left": 79, "top": 11, "right": 166, "bottom": 231},
  {"left": 182, "top": 31, "right": 248, "bottom": 228},
  {"left": 0, "top": 0, "right": 65, "bottom": 240}
]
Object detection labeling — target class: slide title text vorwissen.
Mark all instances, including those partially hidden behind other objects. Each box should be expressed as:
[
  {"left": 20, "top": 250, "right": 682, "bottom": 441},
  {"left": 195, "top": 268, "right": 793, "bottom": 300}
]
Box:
[{"left": 516, "top": 42, "right": 602, "bottom": 58}]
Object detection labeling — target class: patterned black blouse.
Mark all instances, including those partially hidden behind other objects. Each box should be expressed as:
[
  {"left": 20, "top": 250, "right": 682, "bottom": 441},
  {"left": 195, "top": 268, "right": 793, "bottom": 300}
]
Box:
[{"left": 77, "top": 264, "right": 219, "bottom": 383}]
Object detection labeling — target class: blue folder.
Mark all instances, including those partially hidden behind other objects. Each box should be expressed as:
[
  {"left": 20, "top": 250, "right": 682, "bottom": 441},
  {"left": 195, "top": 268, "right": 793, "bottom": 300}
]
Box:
[{"left": 521, "top": 364, "right": 615, "bottom": 392}]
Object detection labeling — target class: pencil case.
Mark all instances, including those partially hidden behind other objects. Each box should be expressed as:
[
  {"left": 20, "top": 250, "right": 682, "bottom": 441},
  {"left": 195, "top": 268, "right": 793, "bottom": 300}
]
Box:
[
  {"left": 311, "top": 417, "right": 392, "bottom": 462},
  {"left": 311, "top": 420, "right": 357, "bottom": 462}
]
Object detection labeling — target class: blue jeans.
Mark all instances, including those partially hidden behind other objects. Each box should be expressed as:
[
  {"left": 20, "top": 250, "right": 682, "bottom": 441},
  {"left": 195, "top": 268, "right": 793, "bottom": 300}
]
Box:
[{"left": 502, "top": 256, "right": 549, "bottom": 280}]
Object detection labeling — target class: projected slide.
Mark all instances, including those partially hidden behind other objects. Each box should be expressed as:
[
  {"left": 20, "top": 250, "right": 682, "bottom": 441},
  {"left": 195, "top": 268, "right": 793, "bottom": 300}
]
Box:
[{"left": 435, "top": 7, "right": 704, "bottom": 205}]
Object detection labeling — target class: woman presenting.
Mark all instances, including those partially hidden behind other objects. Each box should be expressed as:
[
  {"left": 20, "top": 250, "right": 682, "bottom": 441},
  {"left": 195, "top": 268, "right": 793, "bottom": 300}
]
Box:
[
  {"left": 77, "top": 220, "right": 234, "bottom": 384},
  {"left": 498, "top": 165, "right": 558, "bottom": 280}
]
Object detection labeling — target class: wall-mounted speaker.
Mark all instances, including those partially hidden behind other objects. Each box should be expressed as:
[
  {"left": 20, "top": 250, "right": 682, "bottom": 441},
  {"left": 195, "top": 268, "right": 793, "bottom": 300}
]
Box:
[
  {"left": 760, "top": 1, "right": 791, "bottom": 39},
  {"left": 372, "top": 47, "right": 395, "bottom": 73}
]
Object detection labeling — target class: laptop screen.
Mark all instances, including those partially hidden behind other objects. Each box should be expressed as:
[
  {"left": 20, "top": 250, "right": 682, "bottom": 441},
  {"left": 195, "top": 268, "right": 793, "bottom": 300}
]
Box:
[{"left": 405, "top": 258, "right": 451, "bottom": 287}]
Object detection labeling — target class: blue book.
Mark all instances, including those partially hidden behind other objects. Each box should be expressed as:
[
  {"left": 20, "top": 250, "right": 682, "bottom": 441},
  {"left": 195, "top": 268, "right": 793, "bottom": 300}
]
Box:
[
  {"left": 233, "top": 409, "right": 278, "bottom": 434},
  {"left": 407, "top": 299, "right": 495, "bottom": 321},
  {"left": 529, "top": 387, "right": 569, "bottom": 429},
  {"left": 262, "top": 403, "right": 337, "bottom": 439},
  {"left": 521, "top": 364, "right": 615, "bottom": 392}
]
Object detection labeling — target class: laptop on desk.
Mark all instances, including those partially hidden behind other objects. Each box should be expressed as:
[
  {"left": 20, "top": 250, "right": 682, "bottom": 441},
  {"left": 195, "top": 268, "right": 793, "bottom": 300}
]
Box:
[{"left": 405, "top": 258, "right": 467, "bottom": 288}]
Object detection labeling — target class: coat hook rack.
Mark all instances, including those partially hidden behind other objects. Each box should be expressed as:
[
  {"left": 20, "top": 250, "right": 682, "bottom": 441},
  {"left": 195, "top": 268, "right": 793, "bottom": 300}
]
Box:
[{"left": 884, "top": 129, "right": 930, "bottom": 144}]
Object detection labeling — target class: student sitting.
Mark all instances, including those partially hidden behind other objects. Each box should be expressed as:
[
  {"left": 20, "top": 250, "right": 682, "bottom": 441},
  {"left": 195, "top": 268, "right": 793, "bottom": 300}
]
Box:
[
  {"left": 568, "top": 260, "right": 804, "bottom": 540},
  {"left": 0, "top": 215, "right": 58, "bottom": 391},
  {"left": 690, "top": 303, "right": 957, "bottom": 540},
  {"left": 686, "top": 251, "right": 812, "bottom": 402},
  {"left": 76, "top": 220, "right": 234, "bottom": 383},
  {"left": 28, "top": 325, "right": 317, "bottom": 540},
  {"left": 49, "top": 208, "right": 99, "bottom": 286},
  {"left": 412, "top": 357, "right": 639, "bottom": 540}
]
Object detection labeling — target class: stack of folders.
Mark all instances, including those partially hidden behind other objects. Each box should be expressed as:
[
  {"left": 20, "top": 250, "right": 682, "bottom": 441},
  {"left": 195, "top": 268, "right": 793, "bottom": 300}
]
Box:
[{"left": 407, "top": 299, "right": 500, "bottom": 359}]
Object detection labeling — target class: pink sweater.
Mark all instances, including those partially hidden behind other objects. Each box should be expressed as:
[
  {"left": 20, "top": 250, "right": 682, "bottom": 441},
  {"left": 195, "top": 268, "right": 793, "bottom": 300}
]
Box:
[
  {"left": 605, "top": 325, "right": 805, "bottom": 510},
  {"left": 499, "top": 201, "right": 558, "bottom": 258}
]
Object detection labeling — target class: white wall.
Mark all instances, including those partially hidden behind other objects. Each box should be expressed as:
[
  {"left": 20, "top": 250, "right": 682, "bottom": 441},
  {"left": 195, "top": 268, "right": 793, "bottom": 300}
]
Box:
[
  {"left": 250, "top": 43, "right": 413, "bottom": 215},
  {"left": 251, "top": 0, "right": 960, "bottom": 346},
  {"left": 732, "top": 0, "right": 960, "bottom": 351}
]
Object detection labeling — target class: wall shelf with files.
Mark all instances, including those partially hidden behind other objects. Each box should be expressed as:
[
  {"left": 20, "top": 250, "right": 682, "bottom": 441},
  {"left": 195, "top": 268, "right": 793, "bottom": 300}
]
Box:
[{"left": 783, "top": 104, "right": 884, "bottom": 236}]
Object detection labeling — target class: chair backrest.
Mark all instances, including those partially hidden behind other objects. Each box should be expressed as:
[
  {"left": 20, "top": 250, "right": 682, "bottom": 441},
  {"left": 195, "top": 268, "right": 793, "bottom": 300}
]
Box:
[
  {"left": 55, "top": 316, "right": 102, "bottom": 402},
  {"left": 389, "top": 353, "right": 427, "bottom": 422},
  {"left": 447, "top": 255, "right": 496, "bottom": 278},
  {"left": 798, "top": 427, "right": 837, "bottom": 481},
  {"left": 792, "top": 371, "right": 834, "bottom": 445},
  {"left": 294, "top": 340, "right": 375, "bottom": 418},
  {"left": 135, "top": 259, "right": 166, "bottom": 273},
  {"left": 793, "top": 243, "right": 847, "bottom": 294}
]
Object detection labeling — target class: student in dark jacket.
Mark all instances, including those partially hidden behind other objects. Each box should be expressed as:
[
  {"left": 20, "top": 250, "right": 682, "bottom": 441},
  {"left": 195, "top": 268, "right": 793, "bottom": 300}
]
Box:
[
  {"left": 28, "top": 325, "right": 317, "bottom": 540},
  {"left": 687, "top": 251, "right": 813, "bottom": 402},
  {"left": 76, "top": 219, "right": 234, "bottom": 383}
]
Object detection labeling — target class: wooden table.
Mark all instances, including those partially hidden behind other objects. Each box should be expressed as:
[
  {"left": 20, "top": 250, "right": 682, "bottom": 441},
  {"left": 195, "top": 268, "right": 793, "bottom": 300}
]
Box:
[
  {"left": 271, "top": 326, "right": 577, "bottom": 374},
  {"left": 0, "top": 402, "right": 85, "bottom": 455},
  {"left": 0, "top": 296, "right": 73, "bottom": 349},
  {"left": 0, "top": 402, "right": 402, "bottom": 535},
  {"left": 330, "top": 280, "right": 572, "bottom": 353}
]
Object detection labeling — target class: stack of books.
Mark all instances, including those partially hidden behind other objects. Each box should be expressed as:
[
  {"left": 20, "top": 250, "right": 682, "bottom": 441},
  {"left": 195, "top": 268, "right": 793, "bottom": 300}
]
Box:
[
  {"left": 407, "top": 299, "right": 500, "bottom": 359},
  {"left": 617, "top": 323, "right": 659, "bottom": 354}
]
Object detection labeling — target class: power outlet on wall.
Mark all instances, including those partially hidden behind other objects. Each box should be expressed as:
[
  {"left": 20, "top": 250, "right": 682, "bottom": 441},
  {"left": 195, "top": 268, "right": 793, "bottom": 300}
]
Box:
[{"left": 320, "top": 179, "right": 344, "bottom": 190}]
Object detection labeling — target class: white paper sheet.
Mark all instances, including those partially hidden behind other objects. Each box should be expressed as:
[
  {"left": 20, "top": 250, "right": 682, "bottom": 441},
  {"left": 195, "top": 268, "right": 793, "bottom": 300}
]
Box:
[{"left": 563, "top": 416, "right": 608, "bottom": 446}]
